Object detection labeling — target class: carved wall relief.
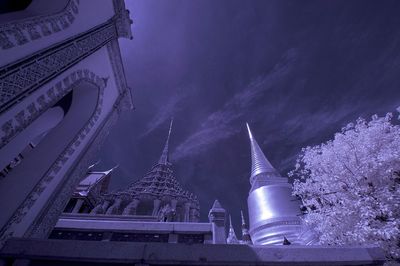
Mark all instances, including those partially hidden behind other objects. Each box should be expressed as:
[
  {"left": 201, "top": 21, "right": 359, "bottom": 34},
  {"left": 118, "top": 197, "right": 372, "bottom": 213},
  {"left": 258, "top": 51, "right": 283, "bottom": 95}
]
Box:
[
  {"left": 0, "top": 69, "right": 111, "bottom": 246},
  {"left": 0, "top": 0, "right": 80, "bottom": 50}
]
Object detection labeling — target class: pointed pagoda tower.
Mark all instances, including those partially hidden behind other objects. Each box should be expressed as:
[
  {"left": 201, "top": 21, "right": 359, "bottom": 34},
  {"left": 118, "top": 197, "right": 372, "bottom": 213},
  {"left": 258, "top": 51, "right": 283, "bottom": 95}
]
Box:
[
  {"left": 226, "top": 215, "right": 239, "bottom": 244},
  {"left": 92, "top": 119, "right": 200, "bottom": 222},
  {"left": 246, "top": 123, "right": 302, "bottom": 245}
]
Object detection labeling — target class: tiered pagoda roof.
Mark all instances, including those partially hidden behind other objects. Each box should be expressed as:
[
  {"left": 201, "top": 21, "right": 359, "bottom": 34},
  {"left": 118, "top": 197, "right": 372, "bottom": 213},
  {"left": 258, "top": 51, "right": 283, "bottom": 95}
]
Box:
[
  {"left": 94, "top": 119, "right": 199, "bottom": 222},
  {"left": 110, "top": 119, "right": 197, "bottom": 203},
  {"left": 114, "top": 164, "right": 197, "bottom": 202}
]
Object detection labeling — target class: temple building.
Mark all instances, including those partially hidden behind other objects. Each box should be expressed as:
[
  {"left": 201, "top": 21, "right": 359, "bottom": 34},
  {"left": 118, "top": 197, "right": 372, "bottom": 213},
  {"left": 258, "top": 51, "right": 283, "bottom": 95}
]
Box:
[
  {"left": 49, "top": 120, "right": 225, "bottom": 245},
  {"left": 92, "top": 120, "right": 200, "bottom": 222},
  {"left": 0, "top": 0, "right": 386, "bottom": 264},
  {"left": 0, "top": 0, "right": 133, "bottom": 248}
]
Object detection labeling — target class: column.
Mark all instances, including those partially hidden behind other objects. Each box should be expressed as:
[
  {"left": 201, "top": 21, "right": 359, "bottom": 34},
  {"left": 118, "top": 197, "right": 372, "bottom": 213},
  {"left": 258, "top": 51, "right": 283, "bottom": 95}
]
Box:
[
  {"left": 123, "top": 199, "right": 140, "bottom": 215},
  {"left": 170, "top": 199, "right": 178, "bottom": 222},
  {"left": 91, "top": 200, "right": 111, "bottom": 214},
  {"left": 208, "top": 199, "right": 226, "bottom": 244},
  {"left": 152, "top": 199, "right": 161, "bottom": 216},
  {"left": 90, "top": 203, "right": 103, "bottom": 214},
  {"left": 101, "top": 200, "right": 111, "bottom": 214},
  {"left": 106, "top": 198, "right": 122, "bottom": 215},
  {"left": 189, "top": 208, "right": 197, "bottom": 222},
  {"left": 72, "top": 199, "right": 84, "bottom": 213},
  {"left": 183, "top": 202, "right": 191, "bottom": 222},
  {"left": 170, "top": 199, "right": 177, "bottom": 210}
]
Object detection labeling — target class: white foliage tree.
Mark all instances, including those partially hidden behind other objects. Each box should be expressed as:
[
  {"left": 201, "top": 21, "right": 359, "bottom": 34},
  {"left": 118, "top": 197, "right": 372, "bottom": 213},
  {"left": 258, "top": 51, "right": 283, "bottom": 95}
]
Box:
[{"left": 291, "top": 111, "right": 400, "bottom": 260}]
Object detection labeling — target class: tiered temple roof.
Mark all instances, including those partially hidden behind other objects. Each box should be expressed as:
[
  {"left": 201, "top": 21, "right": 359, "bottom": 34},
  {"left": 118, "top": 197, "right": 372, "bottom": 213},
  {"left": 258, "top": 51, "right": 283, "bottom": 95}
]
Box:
[{"left": 89, "top": 120, "right": 200, "bottom": 222}]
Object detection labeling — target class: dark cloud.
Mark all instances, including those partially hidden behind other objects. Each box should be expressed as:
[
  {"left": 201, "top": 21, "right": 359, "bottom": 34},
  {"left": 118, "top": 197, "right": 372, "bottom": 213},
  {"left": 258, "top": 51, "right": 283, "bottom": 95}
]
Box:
[{"left": 99, "top": 0, "right": 400, "bottom": 233}]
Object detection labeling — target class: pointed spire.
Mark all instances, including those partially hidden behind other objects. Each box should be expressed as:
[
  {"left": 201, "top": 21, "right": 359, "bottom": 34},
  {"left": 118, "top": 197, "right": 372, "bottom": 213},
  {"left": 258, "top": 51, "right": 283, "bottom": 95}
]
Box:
[
  {"left": 241, "top": 210, "right": 246, "bottom": 226},
  {"left": 158, "top": 118, "right": 173, "bottom": 165},
  {"left": 240, "top": 210, "right": 252, "bottom": 245},
  {"left": 211, "top": 199, "right": 223, "bottom": 210},
  {"left": 227, "top": 215, "right": 239, "bottom": 244},
  {"left": 246, "top": 123, "right": 279, "bottom": 184},
  {"left": 87, "top": 160, "right": 101, "bottom": 172}
]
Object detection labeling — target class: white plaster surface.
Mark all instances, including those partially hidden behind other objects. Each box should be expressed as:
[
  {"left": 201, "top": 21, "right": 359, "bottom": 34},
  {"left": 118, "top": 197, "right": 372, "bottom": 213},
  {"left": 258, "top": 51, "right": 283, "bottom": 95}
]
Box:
[
  {"left": 56, "top": 215, "right": 213, "bottom": 233},
  {"left": 0, "top": 238, "right": 386, "bottom": 265},
  {"left": 0, "top": 45, "right": 121, "bottom": 238},
  {"left": 0, "top": 0, "right": 115, "bottom": 66}
]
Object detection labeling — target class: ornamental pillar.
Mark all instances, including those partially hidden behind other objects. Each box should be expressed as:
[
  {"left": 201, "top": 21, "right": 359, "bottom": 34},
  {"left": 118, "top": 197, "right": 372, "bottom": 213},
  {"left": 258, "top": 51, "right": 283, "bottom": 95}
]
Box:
[
  {"left": 152, "top": 199, "right": 161, "bottom": 216},
  {"left": 189, "top": 207, "right": 197, "bottom": 222},
  {"left": 90, "top": 200, "right": 110, "bottom": 214},
  {"left": 208, "top": 199, "right": 226, "bottom": 244},
  {"left": 72, "top": 199, "right": 84, "bottom": 213},
  {"left": 105, "top": 198, "right": 122, "bottom": 215},
  {"left": 123, "top": 199, "right": 139, "bottom": 215},
  {"left": 170, "top": 199, "right": 177, "bottom": 210},
  {"left": 169, "top": 199, "right": 178, "bottom": 222},
  {"left": 183, "top": 202, "right": 191, "bottom": 222}
]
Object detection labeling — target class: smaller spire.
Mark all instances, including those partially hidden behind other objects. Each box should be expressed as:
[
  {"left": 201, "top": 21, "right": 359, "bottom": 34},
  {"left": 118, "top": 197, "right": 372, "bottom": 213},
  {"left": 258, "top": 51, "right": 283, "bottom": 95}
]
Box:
[
  {"left": 240, "top": 210, "right": 252, "bottom": 245},
  {"left": 87, "top": 160, "right": 101, "bottom": 172},
  {"left": 227, "top": 215, "right": 239, "bottom": 244},
  {"left": 158, "top": 118, "right": 173, "bottom": 165},
  {"left": 241, "top": 210, "right": 246, "bottom": 226}
]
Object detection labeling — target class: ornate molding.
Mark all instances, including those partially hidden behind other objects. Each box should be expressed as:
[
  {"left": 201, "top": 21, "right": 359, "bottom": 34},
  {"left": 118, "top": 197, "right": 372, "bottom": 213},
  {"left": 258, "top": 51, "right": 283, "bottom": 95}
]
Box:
[
  {"left": 112, "top": 0, "right": 133, "bottom": 39},
  {"left": 0, "top": 69, "right": 108, "bottom": 246},
  {"left": 0, "top": 21, "right": 116, "bottom": 113},
  {"left": 0, "top": 0, "right": 80, "bottom": 50},
  {"left": 106, "top": 40, "right": 133, "bottom": 111},
  {"left": 0, "top": 22, "right": 117, "bottom": 146},
  {"left": 27, "top": 107, "right": 120, "bottom": 238}
]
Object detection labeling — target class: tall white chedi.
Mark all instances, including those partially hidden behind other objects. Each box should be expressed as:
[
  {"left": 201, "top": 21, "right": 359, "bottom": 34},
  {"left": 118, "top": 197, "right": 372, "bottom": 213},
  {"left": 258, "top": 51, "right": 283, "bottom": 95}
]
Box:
[{"left": 246, "top": 123, "right": 302, "bottom": 245}]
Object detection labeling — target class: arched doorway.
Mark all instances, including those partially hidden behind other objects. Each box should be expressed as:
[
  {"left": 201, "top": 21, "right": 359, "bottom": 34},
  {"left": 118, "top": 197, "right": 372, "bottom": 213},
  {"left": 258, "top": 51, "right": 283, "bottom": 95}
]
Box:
[{"left": 0, "top": 79, "right": 102, "bottom": 233}]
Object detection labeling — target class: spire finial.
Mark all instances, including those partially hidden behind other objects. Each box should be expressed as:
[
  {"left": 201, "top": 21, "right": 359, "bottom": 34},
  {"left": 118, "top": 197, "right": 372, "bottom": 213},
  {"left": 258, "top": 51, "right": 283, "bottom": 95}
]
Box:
[
  {"left": 158, "top": 118, "right": 173, "bottom": 165},
  {"left": 246, "top": 122, "right": 253, "bottom": 139},
  {"left": 240, "top": 210, "right": 252, "bottom": 245},
  {"left": 227, "top": 214, "right": 239, "bottom": 244},
  {"left": 88, "top": 160, "right": 101, "bottom": 172},
  {"left": 246, "top": 123, "right": 279, "bottom": 184},
  {"left": 241, "top": 210, "right": 246, "bottom": 226},
  {"left": 103, "top": 165, "right": 119, "bottom": 176}
]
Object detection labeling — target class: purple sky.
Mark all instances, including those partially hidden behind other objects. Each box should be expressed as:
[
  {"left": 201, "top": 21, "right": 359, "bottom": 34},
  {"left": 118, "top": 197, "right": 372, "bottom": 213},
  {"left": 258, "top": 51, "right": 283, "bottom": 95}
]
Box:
[{"left": 99, "top": 0, "right": 400, "bottom": 231}]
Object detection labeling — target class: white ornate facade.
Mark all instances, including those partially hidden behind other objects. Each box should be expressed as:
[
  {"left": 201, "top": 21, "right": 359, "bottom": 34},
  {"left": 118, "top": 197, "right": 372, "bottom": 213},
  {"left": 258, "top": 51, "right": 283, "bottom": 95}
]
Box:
[{"left": 0, "top": 0, "right": 133, "bottom": 247}]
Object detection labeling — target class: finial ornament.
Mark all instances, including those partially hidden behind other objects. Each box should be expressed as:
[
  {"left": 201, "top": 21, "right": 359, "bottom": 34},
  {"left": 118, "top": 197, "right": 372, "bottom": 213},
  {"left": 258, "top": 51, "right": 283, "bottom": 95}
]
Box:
[
  {"left": 246, "top": 123, "right": 279, "bottom": 185},
  {"left": 158, "top": 118, "right": 174, "bottom": 165},
  {"left": 241, "top": 210, "right": 246, "bottom": 225},
  {"left": 227, "top": 214, "right": 239, "bottom": 244},
  {"left": 87, "top": 160, "right": 101, "bottom": 172},
  {"left": 103, "top": 165, "right": 119, "bottom": 175}
]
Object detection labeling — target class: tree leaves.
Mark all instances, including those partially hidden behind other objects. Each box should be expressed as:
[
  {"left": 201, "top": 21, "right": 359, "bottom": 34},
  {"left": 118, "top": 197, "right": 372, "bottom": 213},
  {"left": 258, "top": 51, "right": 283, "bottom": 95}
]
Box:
[{"left": 292, "top": 109, "right": 400, "bottom": 261}]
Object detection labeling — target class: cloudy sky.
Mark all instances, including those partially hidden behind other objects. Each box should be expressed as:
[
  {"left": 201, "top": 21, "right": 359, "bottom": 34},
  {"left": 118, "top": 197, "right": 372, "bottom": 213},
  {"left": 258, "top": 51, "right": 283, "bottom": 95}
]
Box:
[{"left": 98, "top": 0, "right": 400, "bottom": 230}]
